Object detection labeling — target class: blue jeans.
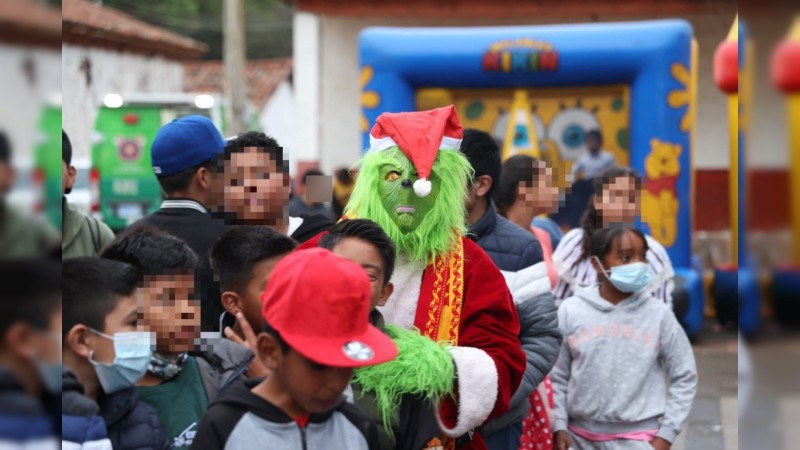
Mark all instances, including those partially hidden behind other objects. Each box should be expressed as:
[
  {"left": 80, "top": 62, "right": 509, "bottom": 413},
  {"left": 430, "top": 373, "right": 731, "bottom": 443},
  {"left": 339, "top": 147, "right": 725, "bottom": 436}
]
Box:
[{"left": 483, "top": 422, "right": 523, "bottom": 450}]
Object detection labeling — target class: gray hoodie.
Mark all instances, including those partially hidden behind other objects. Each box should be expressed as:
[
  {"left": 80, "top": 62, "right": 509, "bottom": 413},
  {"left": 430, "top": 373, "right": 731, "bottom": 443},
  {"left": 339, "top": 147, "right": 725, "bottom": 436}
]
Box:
[{"left": 551, "top": 285, "right": 697, "bottom": 444}]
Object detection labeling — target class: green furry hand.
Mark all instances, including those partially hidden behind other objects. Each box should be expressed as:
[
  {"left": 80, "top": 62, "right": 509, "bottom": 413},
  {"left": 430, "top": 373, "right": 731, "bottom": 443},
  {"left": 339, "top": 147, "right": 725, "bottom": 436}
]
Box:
[{"left": 352, "top": 325, "right": 455, "bottom": 438}]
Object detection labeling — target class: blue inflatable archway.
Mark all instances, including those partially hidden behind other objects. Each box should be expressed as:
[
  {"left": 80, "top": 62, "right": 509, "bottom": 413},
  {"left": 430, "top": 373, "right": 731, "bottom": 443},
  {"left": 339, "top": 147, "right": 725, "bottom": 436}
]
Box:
[{"left": 359, "top": 20, "right": 695, "bottom": 268}]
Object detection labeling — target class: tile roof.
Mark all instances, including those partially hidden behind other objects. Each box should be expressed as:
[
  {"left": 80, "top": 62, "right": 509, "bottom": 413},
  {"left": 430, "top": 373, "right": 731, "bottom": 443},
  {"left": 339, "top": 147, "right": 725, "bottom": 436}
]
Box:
[
  {"left": 183, "top": 58, "right": 293, "bottom": 108},
  {"left": 63, "top": 0, "right": 207, "bottom": 60},
  {"left": 0, "top": 0, "right": 61, "bottom": 48}
]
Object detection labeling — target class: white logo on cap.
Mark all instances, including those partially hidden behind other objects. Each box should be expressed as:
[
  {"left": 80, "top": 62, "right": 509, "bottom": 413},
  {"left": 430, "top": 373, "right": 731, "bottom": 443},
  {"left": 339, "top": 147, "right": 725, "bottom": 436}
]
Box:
[
  {"left": 342, "top": 341, "right": 374, "bottom": 361},
  {"left": 153, "top": 166, "right": 162, "bottom": 174}
]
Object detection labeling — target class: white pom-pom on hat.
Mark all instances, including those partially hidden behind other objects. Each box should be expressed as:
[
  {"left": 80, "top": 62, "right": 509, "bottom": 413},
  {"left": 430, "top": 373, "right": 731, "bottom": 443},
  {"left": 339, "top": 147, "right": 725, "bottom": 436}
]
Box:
[{"left": 413, "top": 178, "right": 432, "bottom": 197}]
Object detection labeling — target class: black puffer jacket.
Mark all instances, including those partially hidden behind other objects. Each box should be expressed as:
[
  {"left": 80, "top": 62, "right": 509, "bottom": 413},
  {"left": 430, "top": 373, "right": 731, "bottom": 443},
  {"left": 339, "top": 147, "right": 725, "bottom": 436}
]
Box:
[
  {"left": 467, "top": 200, "right": 543, "bottom": 272},
  {"left": 98, "top": 384, "right": 169, "bottom": 450}
]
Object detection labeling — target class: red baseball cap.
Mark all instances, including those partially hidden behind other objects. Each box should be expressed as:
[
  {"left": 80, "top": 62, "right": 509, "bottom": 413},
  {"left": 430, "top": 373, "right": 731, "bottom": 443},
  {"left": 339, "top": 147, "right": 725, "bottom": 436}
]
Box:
[{"left": 261, "top": 248, "right": 398, "bottom": 368}]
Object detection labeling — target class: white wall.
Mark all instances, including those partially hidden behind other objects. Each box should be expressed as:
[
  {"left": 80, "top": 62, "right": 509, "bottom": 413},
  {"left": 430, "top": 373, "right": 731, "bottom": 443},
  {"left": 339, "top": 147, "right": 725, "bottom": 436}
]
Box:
[
  {"left": 0, "top": 43, "right": 60, "bottom": 163},
  {"left": 293, "top": 12, "right": 322, "bottom": 175},
  {"left": 260, "top": 80, "right": 300, "bottom": 175},
  {"left": 62, "top": 44, "right": 184, "bottom": 159},
  {"left": 295, "top": 12, "right": 741, "bottom": 173},
  {"left": 745, "top": 14, "right": 794, "bottom": 169}
]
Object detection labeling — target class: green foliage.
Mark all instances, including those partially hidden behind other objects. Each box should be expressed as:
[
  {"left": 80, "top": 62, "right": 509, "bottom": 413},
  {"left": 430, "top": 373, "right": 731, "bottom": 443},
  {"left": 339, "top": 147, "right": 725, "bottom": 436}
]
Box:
[{"left": 102, "top": 0, "right": 292, "bottom": 60}]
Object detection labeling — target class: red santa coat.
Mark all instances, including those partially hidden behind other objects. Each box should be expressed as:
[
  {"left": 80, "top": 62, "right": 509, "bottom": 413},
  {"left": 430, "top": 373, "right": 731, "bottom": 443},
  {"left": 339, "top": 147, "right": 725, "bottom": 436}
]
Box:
[{"left": 300, "top": 234, "right": 526, "bottom": 448}]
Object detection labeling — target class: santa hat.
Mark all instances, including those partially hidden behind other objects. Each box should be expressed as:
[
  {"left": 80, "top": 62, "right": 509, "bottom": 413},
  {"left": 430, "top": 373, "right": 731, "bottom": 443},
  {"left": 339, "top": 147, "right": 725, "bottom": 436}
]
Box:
[{"left": 369, "top": 105, "right": 463, "bottom": 197}]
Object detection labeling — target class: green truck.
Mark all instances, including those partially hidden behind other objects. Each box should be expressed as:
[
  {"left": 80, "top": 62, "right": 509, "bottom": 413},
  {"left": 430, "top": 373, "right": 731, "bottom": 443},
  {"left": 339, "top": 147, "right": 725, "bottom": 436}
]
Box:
[
  {"left": 37, "top": 100, "right": 65, "bottom": 229},
  {"left": 91, "top": 93, "right": 225, "bottom": 230}
]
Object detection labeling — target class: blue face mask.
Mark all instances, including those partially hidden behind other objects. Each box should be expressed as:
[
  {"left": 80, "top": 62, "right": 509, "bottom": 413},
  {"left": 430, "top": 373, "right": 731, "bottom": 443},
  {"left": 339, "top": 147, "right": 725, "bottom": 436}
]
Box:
[
  {"left": 35, "top": 360, "right": 63, "bottom": 394},
  {"left": 88, "top": 329, "right": 154, "bottom": 394},
  {"left": 594, "top": 257, "right": 653, "bottom": 293},
  {"left": 34, "top": 331, "right": 62, "bottom": 394}
]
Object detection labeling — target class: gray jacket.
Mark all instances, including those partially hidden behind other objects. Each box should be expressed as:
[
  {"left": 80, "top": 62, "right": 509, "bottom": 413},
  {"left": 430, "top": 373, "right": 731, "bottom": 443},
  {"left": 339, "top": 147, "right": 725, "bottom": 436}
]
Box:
[
  {"left": 194, "top": 338, "right": 254, "bottom": 404},
  {"left": 551, "top": 285, "right": 697, "bottom": 443},
  {"left": 482, "top": 262, "right": 562, "bottom": 436},
  {"left": 191, "top": 377, "right": 379, "bottom": 450}
]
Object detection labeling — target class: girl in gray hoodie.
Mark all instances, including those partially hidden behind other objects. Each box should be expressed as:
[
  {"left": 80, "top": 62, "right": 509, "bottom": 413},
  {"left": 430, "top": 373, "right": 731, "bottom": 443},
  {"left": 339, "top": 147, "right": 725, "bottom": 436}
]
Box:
[{"left": 552, "top": 228, "right": 697, "bottom": 450}]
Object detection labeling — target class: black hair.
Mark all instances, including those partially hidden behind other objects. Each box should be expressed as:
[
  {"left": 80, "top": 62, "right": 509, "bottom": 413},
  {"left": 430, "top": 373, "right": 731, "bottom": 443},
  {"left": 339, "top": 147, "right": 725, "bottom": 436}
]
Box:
[
  {"left": 586, "top": 129, "right": 603, "bottom": 145},
  {"left": 224, "top": 131, "right": 286, "bottom": 171},
  {"left": 318, "top": 219, "right": 396, "bottom": 286},
  {"left": 262, "top": 321, "right": 290, "bottom": 354},
  {"left": 579, "top": 166, "right": 641, "bottom": 264},
  {"left": 62, "top": 130, "right": 73, "bottom": 165},
  {"left": 0, "top": 259, "right": 61, "bottom": 338},
  {"left": 0, "top": 132, "right": 11, "bottom": 163},
  {"left": 156, "top": 159, "right": 215, "bottom": 195},
  {"left": 211, "top": 226, "right": 297, "bottom": 292},
  {"left": 460, "top": 128, "right": 501, "bottom": 198},
  {"left": 301, "top": 169, "right": 324, "bottom": 185},
  {"left": 588, "top": 227, "right": 649, "bottom": 267},
  {"left": 493, "top": 154, "right": 547, "bottom": 216},
  {"left": 62, "top": 258, "right": 139, "bottom": 337},
  {"left": 335, "top": 167, "right": 353, "bottom": 184},
  {"left": 101, "top": 226, "right": 199, "bottom": 274}
]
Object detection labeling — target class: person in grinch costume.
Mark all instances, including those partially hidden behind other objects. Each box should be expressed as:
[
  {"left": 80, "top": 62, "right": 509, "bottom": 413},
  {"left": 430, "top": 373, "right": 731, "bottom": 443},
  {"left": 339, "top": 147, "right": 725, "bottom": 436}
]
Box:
[{"left": 302, "top": 106, "right": 526, "bottom": 449}]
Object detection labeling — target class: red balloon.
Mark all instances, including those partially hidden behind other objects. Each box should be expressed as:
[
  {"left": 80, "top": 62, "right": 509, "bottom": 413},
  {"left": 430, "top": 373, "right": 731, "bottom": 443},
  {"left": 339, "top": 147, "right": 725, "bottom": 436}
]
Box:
[
  {"left": 713, "top": 40, "right": 738, "bottom": 94},
  {"left": 772, "top": 40, "right": 800, "bottom": 93}
]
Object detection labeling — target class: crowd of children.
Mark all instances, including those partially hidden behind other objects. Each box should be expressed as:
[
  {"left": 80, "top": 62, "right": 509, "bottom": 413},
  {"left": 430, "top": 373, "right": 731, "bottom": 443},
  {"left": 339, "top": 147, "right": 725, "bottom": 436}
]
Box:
[{"left": 8, "top": 107, "right": 700, "bottom": 450}]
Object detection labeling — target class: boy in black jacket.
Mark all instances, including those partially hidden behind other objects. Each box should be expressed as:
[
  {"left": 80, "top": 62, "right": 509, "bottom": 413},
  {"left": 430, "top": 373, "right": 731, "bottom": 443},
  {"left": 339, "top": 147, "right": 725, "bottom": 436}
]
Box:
[
  {"left": 319, "top": 219, "right": 447, "bottom": 450},
  {"left": 210, "top": 225, "right": 297, "bottom": 376},
  {"left": 191, "top": 248, "right": 397, "bottom": 449}
]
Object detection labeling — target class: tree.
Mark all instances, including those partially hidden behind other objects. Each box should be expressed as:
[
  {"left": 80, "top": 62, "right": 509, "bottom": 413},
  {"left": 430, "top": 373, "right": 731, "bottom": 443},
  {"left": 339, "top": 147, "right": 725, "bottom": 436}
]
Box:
[{"left": 102, "top": 0, "right": 293, "bottom": 60}]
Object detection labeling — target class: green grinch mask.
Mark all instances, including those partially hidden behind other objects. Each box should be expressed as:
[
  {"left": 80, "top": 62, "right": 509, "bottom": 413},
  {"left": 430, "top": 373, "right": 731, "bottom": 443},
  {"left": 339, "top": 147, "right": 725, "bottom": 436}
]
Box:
[
  {"left": 378, "top": 155, "right": 440, "bottom": 234},
  {"left": 346, "top": 146, "right": 473, "bottom": 266}
]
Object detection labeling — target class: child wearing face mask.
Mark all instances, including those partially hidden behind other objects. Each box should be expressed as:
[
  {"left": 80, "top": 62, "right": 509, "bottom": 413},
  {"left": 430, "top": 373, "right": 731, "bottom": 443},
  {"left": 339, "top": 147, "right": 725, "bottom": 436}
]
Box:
[
  {"left": 0, "top": 260, "right": 62, "bottom": 448},
  {"left": 552, "top": 166, "right": 675, "bottom": 306},
  {"left": 551, "top": 228, "right": 697, "bottom": 450},
  {"left": 100, "top": 228, "right": 254, "bottom": 450},
  {"left": 62, "top": 258, "right": 168, "bottom": 450}
]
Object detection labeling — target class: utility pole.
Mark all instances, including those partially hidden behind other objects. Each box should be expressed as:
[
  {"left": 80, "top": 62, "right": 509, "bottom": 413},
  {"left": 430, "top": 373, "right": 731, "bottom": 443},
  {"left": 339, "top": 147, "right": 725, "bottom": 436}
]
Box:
[{"left": 224, "top": 0, "right": 246, "bottom": 134}]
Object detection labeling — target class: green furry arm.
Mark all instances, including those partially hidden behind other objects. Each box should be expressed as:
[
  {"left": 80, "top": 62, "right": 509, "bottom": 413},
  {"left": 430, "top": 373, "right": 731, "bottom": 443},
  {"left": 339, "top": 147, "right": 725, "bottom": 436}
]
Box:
[{"left": 352, "top": 325, "right": 455, "bottom": 439}]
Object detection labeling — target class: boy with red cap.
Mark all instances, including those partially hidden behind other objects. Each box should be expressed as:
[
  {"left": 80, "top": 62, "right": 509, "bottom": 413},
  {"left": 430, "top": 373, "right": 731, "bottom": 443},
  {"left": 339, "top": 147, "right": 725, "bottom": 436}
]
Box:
[
  {"left": 301, "top": 106, "right": 526, "bottom": 449},
  {"left": 190, "top": 248, "right": 396, "bottom": 449}
]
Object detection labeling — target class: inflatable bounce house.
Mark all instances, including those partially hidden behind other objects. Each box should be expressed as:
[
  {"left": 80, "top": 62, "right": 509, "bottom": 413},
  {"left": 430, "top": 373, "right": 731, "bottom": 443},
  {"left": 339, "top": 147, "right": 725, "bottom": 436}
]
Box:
[
  {"left": 712, "top": 17, "right": 760, "bottom": 336},
  {"left": 770, "top": 17, "right": 800, "bottom": 329},
  {"left": 359, "top": 20, "right": 705, "bottom": 337}
]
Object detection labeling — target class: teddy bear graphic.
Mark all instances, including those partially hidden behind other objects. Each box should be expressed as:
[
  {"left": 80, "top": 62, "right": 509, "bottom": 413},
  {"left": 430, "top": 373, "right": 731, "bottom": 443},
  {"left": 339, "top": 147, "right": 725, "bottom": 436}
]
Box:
[{"left": 642, "top": 138, "right": 681, "bottom": 247}]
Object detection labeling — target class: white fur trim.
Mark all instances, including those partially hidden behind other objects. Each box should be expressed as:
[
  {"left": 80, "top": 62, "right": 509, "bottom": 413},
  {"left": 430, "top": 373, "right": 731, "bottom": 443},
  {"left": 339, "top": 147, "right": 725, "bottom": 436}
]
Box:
[
  {"left": 369, "top": 135, "right": 397, "bottom": 153},
  {"left": 440, "top": 136, "right": 463, "bottom": 150},
  {"left": 377, "top": 254, "right": 424, "bottom": 330},
  {"left": 369, "top": 135, "right": 462, "bottom": 153},
  {"left": 437, "top": 346, "right": 499, "bottom": 437},
  {"left": 499, "top": 262, "right": 551, "bottom": 305},
  {"left": 414, "top": 178, "right": 432, "bottom": 197}
]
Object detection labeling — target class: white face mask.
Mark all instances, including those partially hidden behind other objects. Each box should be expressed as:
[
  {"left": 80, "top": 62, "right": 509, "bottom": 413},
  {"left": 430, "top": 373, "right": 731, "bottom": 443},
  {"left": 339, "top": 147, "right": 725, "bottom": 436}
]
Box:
[
  {"left": 88, "top": 329, "right": 154, "bottom": 394},
  {"left": 593, "top": 256, "right": 653, "bottom": 293}
]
